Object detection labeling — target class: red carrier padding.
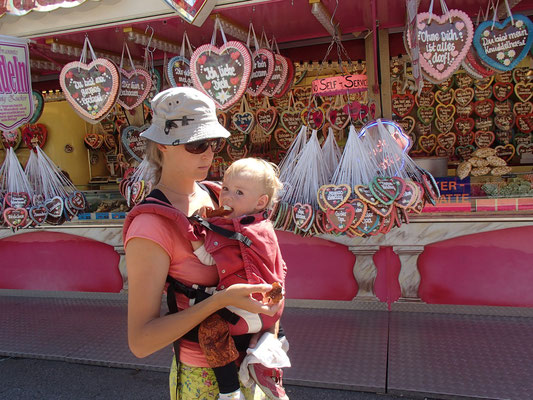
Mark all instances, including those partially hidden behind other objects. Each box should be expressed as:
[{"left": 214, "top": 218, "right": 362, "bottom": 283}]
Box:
[{"left": 123, "top": 181, "right": 286, "bottom": 335}]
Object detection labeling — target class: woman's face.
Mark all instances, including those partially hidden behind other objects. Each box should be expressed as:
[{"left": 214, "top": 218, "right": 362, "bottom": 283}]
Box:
[{"left": 160, "top": 142, "right": 215, "bottom": 181}]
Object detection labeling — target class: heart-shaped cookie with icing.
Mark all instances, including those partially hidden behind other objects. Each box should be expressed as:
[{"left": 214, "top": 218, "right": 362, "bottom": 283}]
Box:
[{"left": 60, "top": 58, "right": 120, "bottom": 123}]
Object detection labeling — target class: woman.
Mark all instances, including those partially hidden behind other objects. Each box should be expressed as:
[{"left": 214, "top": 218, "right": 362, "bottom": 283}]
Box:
[{"left": 123, "top": 87, "right": 280, "bottom": 400}]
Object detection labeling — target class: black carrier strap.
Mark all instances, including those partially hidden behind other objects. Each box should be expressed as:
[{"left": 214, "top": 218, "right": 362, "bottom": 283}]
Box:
[
  {"left": 189, "top": 214, "right": 252, "bottom": 247},
  {"left": 165, "top": 276, "right": 241, "bottom": 344}
]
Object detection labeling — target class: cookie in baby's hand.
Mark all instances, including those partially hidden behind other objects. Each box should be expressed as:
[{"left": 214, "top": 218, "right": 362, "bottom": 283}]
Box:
[
  {"left": 264, "top": 282, "right": 284, "bottom": 304},
  {"left": 205, "top": 205, "right": 233, "bottom": 218}
]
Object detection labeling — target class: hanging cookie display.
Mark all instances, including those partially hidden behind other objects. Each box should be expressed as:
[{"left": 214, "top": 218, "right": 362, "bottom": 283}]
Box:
[
  {"left": 474, "top": 8, "right": 533, "bottom": 72},
  {"left": 190, "top": 17, "right": 252, "bottom": 110},
  {"left": 168, "top": 32, "right": 194, "bottom": 88},
  {"left": 59, "top": 36, "right": 120, "bottom": 123},
  {"left": 407, "top": 0, "right": 474, "bottom": 82}
]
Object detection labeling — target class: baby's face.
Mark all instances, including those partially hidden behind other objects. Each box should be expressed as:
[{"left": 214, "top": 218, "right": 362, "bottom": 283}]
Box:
[{"left": 219, "top": 173, "right": 266, "bottom": 218}]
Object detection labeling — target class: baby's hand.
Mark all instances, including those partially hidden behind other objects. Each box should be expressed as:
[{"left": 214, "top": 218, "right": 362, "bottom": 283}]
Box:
[
  {"left": 262, "top": 282, "right": 284, "bottom": 305},
  {"left": 193, "top": 206, "right": 210, "bottom": 219}
]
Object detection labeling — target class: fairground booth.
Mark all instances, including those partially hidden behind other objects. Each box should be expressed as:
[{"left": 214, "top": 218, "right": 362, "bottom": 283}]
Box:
[{"left": 1, "top": 0, "right": 533, "bottom": 316}]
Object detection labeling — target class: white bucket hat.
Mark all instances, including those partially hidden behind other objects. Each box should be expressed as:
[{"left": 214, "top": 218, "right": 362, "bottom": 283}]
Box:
[{"left": 141, "top": 87, "right": 230, "bottom": 145}]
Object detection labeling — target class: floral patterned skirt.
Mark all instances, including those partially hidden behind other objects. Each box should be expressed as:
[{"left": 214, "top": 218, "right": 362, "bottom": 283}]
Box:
[{"left": 169, "top": 356, "right": 266, "bottom": 400}]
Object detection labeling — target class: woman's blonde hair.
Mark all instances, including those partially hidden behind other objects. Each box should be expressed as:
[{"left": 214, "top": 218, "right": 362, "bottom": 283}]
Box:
[
  {"left": 224, "top": 157, "right": 283, "bottom": 209},
  {"left": 144, "top": 140, "right": 164, "bottom": 184}
]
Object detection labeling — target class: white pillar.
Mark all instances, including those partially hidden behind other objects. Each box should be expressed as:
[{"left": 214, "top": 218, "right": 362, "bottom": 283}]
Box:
[
  {"left": 393, "top": 245, "right": 425, "bottom": 302},
  {"left": 349, "top": 245, "right": 380, "bottom": 301}
]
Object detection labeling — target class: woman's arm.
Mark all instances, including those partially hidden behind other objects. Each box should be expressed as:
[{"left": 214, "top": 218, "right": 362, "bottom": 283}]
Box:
[{"left": 126, "top": 237, "right": 279, "bottom": 358}]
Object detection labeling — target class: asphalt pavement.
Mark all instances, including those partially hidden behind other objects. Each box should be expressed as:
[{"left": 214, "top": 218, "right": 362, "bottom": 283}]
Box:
[{"left": 0, "top": 356, "right": 423, "bottom": 400}]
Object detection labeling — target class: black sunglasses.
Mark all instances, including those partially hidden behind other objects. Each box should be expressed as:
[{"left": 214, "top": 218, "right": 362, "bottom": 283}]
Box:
[{"left": 184, "top": 138, "right": 224, "bottom": 154}]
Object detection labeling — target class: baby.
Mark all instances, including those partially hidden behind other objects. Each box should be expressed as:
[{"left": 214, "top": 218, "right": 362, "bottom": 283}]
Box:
[{"left": 191, "top": 158, "right": 288, "bottom": 400}]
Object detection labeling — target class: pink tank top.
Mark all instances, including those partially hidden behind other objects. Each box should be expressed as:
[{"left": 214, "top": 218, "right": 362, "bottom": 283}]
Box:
[{"left": 124, "top": 212, "right": 219, "bottom": 367}]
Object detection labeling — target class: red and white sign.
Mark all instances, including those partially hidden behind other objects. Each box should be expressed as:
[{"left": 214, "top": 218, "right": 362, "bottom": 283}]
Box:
[
  {"left": 311, "top": 74, "right": 367, "bottom": 97},
  {"left": 0, "top": 35, "right": 33, "bottom": 131},
  {"left": 0, "top": 0, "right": 92, "bottom": 16}
]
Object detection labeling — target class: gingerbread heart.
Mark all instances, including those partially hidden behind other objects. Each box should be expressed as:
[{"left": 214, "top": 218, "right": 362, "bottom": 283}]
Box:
[
  {"left": 513, "top": 101, "right": 533, "bottom": 116},
  {"left": 517, "top": 143, "right": 533, "bottom": 156},
  {"left": 247, "top": 48, "right": 275, "bottom": 97},
  {"left": 495, "top": 144, "right": 516, "bottom": 162},
  {"left": 262, "top": 54, "right": 288, "bottom": 98},
  {"left": 327, "top": 106, "right": 351, "bottom": 130},
  {"left": 293, "top": 203, "right": 313, "bottom": 229},
  {"left": 121, "top": 124, "right": 149, "bottom": 162},
  {"left": 22, "top": 123, "right": 47, "bottom": 149},
  {"left": 397, "top": 116, "right": 416, "bottom": 135},
  {"left": 356, "top": 209, "right": 381, "bottom": 235},
  {"left": 256, "top": 107, "right": 278, "bottom": 134},
  {"left": 392, "top": 93, "right": 415, "bottom": 117},
  {"left": 409, "top": 10, "right": 474, "bottom": 81},
  {"left": 322, "top": 184, "right": 351, "bottom": 210},
  {"left": 273, "top": 128, "right": 293, "bottom": 150},
  {"left": 280, "top": 110, "right": 302, "bottom": 134},
  {"left": 437, "top": 132, "right": 456, "bottom": 150},
  {"left": 435, "top": 88, "right": 455, "bottom": 105},
  {"left": 455, "top": 72, "right": 474, "bottom": 88},
  {"left": 474, "top": 130, "right": 495, "bottom": 148},
  {"left": 117, "top": 67, "right": 153, "bottom": 110},
  {"left": 301, "top": 107, "right": 325, "bottom": 130},
  {"left": 190, "top": 42, "right": 252, "bottom": 110},
  {"left": 515, "top": 82, "right": 533, "bottom": 102},
  {"left": 435, "top": 145, "right": 454, "bottom": 157},
  {"left": 474, "top": 85, "right": 492, "bottom": 101},
  {"left": 353, "top": 185, "right": 378, "bottom": 205},
  {"left": 455, "top": 144, "right": 475, "bottom": 160},
  {"left": 415, "top": 91, "right": 435, "bottom": 108},
  {"left": 226, "top": 130, "right": 248, "bottom": 150},
  {"left": 3, "top": 207, "right": 28, "bottom": 229},
  {"left": 436, "top": 104, "right": 455, "bottom": 122},
  {"left": 30, "top": 90, "right": 44, "bottom": 124},
  {"left": 513, "top": 68, "right": 529, "bottom": 84},
  {"left": 29, "top": 205, "right": 48, "bottom": 225},
  {"left": 232, "top": 111, "right": 255, "bottom": 135},
  {"left": 167, "top": 56, "right": 194, "bottom": 88},
  {"left": 59, "top": 58, "right": 120, "bottom": 122},
  {"left": 226, "top": 144, "right": 248, "bottom": 161},
  {"left": 494, "top": 112, "right": 515, "bottom": 132},
  {"left": 418, "top": 134, "right": 437, "bottom": 154},
  {"left": 474, "top": 15, "right": 533, "bottom": 72},
  {"left": 454, "top": 87, "right": 475, "bottom": 107},
  {"left": 456, "top": 103, "right": 474, "bottom": 117},
  {"left": 1, "top": 128, "right": 22, "bottom": 150},
  {"left": 475, "top": 117, "right": 494, "bottom": 132},
  {"left": 492, "top": 82, "right": 514, "bottom": 102},
  {"left": 474, "top": 99, "right": 495, "bottom": 118},
  {"left": 516, "top": 114, "right": 533, "bottom": 134},
  {"left": 417, "top": 106, "right": 435, "bottom": 125},
  {"left": 435, "top": 117, "right": 454, "bottom": 133},
  {"left": 4, "top": 192, "right": 30, "bottom": 208},
  {"left": 456, "top": 129, "right": 475, "bottom": 146},
  {"left": 494, "top": 100, "right": 513, "bottom": 115}
]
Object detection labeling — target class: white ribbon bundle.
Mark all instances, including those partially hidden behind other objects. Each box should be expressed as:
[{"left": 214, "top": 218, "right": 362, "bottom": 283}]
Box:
[
  {"left": 321, "top": 127, "right": 342, "bottom": 181},
  {"left": 278, "top": 125, "right": 309, "bottom": 184},
  {"left": 280, "top": 130, "right": 329, "bottom": 209},
  {"left": 331, "top": 125, "right": 378, "bottom": 186},
  {"left": 27, "top": 147, "right": 78, "bottom": 201},
  {"left": 4, "top": 148, "right": 33, "bottom": 198}
]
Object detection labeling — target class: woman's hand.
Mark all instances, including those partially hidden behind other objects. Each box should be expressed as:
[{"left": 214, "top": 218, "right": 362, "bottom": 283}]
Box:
[{"left": 215, "top": 283, "right": 282, "bottom": 317}]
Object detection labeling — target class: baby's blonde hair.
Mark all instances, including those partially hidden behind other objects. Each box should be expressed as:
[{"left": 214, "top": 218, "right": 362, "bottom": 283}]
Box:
[{"left": 224, "top": 158, "right": 283, "bottom": 209}]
